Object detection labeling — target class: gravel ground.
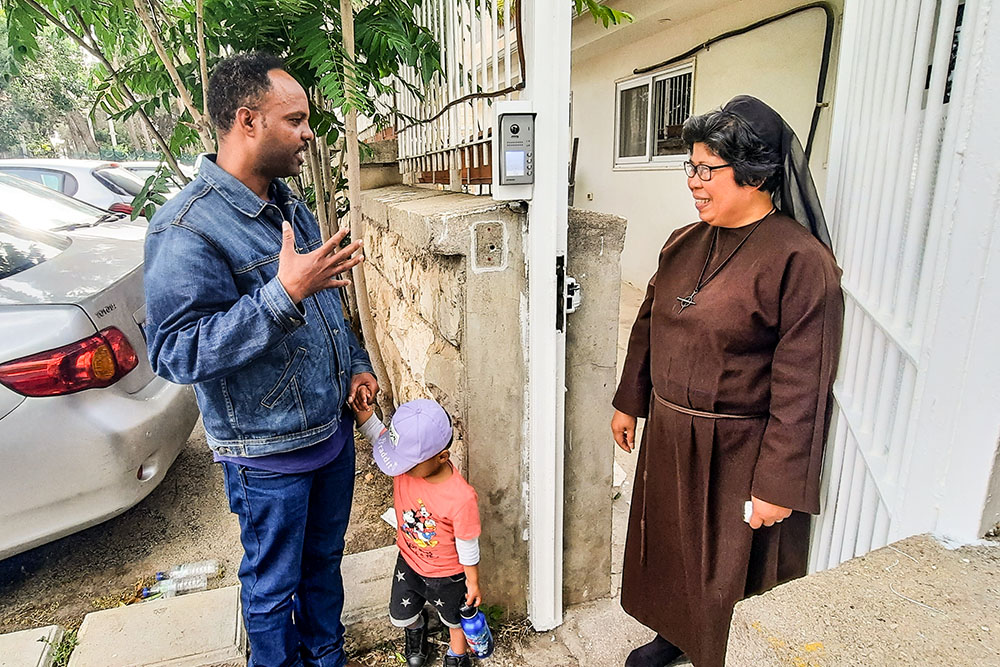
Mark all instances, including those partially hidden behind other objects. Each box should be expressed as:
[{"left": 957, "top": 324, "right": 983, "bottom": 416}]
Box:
[{"left": 0, "top": 420, "right": 395, "bottom": 635}]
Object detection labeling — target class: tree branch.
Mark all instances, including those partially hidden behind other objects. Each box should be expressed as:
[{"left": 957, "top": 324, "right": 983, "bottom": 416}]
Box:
[
  {"left": 44, "top": 3, "right": 190, "bottom": 184},
  {"left": 196, "top": 0, "right": 210, "bottom": 117},
  {"left": 132, "top": 0, "right": 215, "bottom": 152}
]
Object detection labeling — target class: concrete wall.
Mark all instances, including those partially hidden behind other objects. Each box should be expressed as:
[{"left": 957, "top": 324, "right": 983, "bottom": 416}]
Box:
[
  {"left": 359, "top": 186, "right": 626, "bottom": 615},
  {"left": 564, "top": 208, "right": 627, "bottom": 604},
  {"left": 570, "top": 0, "right": 843, "bottom": 287}
]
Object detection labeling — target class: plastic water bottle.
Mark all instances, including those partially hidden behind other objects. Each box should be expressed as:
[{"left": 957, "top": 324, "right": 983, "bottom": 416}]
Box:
[
  {"left": 459, "top": 605, "right": 494, "bottom": 659},
  {"left": 141, "top": 573, "right": 208, "bottom": 599},
  {"left": 155, "top": 559, "right": 220, "bottom": 581}
]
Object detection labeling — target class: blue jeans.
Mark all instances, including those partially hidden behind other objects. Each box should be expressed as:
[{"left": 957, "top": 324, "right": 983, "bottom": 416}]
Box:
[{"left": 222, "top": 440, "right": 355, "bottom": 667}]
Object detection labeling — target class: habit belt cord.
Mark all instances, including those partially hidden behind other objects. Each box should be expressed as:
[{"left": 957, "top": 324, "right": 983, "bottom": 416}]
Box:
[
  {"left": 638, "top": 392, "right": 767, "bottom": 565},
  {"left": 653, "top": 391, "right": 768, "bottom": 420}
]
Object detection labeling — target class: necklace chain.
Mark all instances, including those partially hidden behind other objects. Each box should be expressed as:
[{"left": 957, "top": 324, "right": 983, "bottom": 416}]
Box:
[{"left": 676, "top": 208, "right": 775, "bottom": 312}]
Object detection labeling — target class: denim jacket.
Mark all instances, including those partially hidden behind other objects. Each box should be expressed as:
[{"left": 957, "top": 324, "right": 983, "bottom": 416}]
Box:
[{"left": 144, "top": 156, "right": 373, "bottom": 457}]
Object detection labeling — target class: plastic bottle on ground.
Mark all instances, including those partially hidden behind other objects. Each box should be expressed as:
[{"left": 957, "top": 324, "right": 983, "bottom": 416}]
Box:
[
  {"left": 459, "top": 604, "right": 495, "bottom": 659},
  {"left": 155, "top": 559, "right": 220, "bottom": 581},
  {"left": 141, "top": 573, "right": 208, "bottom": 599}
]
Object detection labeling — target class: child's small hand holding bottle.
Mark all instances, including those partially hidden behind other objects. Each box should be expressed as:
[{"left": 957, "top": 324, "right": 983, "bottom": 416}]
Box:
[{"left": 464, "top": 566, "right": 481, "bottom": 607}]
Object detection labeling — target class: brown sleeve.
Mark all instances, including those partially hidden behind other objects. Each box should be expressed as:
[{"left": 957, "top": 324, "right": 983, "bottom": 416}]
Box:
[
  {"left": 751, "top": 247, "right": 844, "bottom": 514},
  {"left": 612, "top": 270, "right": 657, "bottom": 418}
]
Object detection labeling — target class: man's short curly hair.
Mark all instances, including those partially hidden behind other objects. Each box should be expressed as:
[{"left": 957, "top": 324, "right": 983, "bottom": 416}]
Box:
[
  {"left": 207, "top": 52, "right": 286, "bottom": 134},
  {"left": 681, "top": 108, "right": 783, "bottom": 193}
]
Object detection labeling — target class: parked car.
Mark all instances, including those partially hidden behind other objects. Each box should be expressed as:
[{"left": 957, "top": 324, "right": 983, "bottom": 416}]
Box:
[
  {"left": 0, "top": 158, "right": 150, "bottom": 214},
  {"left": 0, "top": 172, "right": 132, "bottom": 234},
  {"left": 119, "top": 160, "right": 194, "bottom": 190},
  {"left": 0, "top": 182, "right": 199, "bottom": 560}
]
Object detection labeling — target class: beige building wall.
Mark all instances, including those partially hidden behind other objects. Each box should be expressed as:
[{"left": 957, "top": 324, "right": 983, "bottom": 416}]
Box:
[{"left": 571, "top": 0, "right": 843, "bottom": 287}]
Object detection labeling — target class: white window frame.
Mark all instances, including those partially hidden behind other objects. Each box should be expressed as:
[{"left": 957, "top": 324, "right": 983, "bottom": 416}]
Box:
[{"left": 613, "top": 61, "right": 694, "bottom": 170}]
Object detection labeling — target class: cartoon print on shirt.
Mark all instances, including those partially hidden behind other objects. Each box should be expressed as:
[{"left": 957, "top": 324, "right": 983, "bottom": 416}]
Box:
[{"left": 401, "top": 499, "right": 438, "bottom": 549}]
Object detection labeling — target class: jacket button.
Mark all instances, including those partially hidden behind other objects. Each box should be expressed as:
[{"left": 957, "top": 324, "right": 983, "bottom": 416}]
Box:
[
  {"left": 333, "top": 329, "right": 340, "bottom": 335},
  {"left": 291, "top": 317, "right": 302, "bottom": 325}
]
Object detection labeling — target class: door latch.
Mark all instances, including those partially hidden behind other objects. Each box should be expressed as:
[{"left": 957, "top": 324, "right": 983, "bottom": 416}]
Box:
[
  {"left": 556, "top": 256, "right": 583, "bottom": 332},
  {"left": 565, "top": 276, "right": 582, "bottom": 315}
]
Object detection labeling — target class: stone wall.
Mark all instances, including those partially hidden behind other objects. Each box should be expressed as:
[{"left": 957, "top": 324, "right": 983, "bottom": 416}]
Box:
[
  {"left": 359, "top": 186, "right": 626, "bottom": 616},
  {"left": 361, "top": 186, "right": 529, "bottom": 612}
]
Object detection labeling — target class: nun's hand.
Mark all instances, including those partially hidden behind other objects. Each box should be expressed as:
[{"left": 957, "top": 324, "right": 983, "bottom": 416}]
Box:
[
  {"left": 748, "top": 495, "right": 792, "bottom": 529},
  {"left": 612, "top": 409, "right": 637, "bottom": 453}
]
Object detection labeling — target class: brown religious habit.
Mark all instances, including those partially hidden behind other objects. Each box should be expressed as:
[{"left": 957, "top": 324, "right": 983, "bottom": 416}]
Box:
[{"left": 614, "top": 213, "right": 844, "bottom": 667}]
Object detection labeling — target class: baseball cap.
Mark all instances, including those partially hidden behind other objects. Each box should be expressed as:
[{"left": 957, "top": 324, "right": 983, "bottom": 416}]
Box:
[{"left": 373, "top": 399, "right": 453, "bottom": 476}]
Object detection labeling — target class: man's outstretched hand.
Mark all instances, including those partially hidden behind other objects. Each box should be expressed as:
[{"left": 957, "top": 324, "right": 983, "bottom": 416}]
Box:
[{"left": 277, "top": 222, "right": 364, "bottom": 304}]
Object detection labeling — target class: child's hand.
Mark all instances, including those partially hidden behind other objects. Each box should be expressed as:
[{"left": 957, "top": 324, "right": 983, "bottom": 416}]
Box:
[
  {"left": 347, "top": 385, "right": 369, "bottom": 412},
  {"left": 353, "top": 386, "right": 371, "bottom": 411},
  {"left": 464, "top": 582, "right": 481, "bottom": 608},
  {"left": 350, "top": 385, "right": 374, "bottom": 424}
]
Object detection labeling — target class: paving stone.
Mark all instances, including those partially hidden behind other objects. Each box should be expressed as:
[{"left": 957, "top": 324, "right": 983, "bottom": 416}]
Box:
[
  {"left": 0, "top": 625, "right": 63, "bottom": 667},
  {"left": 68, "top": 585, "right": 245, "bottom": 667}
]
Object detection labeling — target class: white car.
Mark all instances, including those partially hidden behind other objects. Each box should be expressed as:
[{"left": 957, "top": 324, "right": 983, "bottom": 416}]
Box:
[
  {"left": 0, "top": 158, "right": 150, "bottom": 214},
  {"left": 119, "top": 160, "right": 194, "bottom": 190},
  {"left": 0, "top": 175, "right": 199, "bottom": 560}
]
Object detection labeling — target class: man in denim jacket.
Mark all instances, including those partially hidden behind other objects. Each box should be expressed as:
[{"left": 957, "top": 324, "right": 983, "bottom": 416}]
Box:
[{"left": 144, "top": 52, "right": 375, "bottom": 667}]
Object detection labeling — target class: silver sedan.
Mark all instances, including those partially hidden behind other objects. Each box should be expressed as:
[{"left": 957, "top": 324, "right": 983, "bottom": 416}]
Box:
[{"left": 0, "top": 176, "right": 199, "bottom": 560}]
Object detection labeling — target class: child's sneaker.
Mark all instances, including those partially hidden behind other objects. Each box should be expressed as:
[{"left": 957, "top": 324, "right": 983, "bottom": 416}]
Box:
[
  {"left": 442, "top": 653, "right": 472, "bottom": 667},
  {"left": 404, "top": 609, "right": 429, "bottom": 667}
]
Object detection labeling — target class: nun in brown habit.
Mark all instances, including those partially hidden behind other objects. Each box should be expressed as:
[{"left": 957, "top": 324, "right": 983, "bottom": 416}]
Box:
[{"left": 611, "top": 96, "right": 844, "bottom": 667}]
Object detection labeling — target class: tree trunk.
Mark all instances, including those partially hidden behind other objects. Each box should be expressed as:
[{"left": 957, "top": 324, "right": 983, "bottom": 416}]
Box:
[
  {"left": 340, "top": 0, "right": 394, "bottom": 418},
  {"left": 66, "top": 111, "right": 99, "bottom": 153}
]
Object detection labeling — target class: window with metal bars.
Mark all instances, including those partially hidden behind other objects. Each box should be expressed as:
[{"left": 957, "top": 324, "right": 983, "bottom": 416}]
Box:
[{"left": 615, "top": 63, "right": 693, "bottom": 167}]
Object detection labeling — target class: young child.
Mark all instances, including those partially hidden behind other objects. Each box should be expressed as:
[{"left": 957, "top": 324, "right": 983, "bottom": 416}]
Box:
[{"left": 352, "top": 391, "right": 482, "bottom": 667}]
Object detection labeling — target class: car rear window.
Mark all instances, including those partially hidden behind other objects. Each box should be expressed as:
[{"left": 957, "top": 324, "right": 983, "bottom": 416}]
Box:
[
  {"left": 0, "top": 221, "right": 65, "bottom": 280},
  {"left": 94, "top": 166, "right": 145, "bottom": 196},
  {"left": 0, "top": 173, "right": 105, "bottom": 232}
]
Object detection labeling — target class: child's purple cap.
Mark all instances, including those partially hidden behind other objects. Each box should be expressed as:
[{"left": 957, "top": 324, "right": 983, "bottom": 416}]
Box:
[{"left": 373, "top": 399, "right": 453, "bottom": 476}]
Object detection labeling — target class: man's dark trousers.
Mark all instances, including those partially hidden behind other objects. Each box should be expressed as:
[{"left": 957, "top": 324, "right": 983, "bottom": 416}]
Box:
[{"left": 222, "top": 439, "right": 356, "bottom": 667}]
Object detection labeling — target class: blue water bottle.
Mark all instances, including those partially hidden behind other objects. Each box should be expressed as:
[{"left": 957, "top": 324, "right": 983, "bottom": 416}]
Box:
[{"left": 459, "top": 604, "right": 494, "bottom": 659}]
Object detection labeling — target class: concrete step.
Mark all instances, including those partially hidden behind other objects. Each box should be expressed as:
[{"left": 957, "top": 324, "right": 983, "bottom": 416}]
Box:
[
  {"left": 63, "top": 545, "right": 398, "bottom": 666},
  {"left": 0, "top": 625, "right": 64, "bottom": 667},
  {"left": 68, "top": 586, "right": 245, "bottom": 667},
  {"left": 726, "top": 534, "right": 1000, "bottom": 665}
]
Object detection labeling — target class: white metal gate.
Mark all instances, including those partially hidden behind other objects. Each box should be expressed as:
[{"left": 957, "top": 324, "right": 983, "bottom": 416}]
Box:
[{"left": 811, "top": 0, "right": 999, "bottom": 570}]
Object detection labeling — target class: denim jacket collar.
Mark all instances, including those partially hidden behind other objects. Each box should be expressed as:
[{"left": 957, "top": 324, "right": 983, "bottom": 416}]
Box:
[{"left": 199, "top": 154, "right": 298, "bottom": 220}]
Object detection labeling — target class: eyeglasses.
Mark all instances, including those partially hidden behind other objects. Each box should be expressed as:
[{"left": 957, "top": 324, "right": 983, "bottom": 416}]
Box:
[{"left": 683, "top": 160, "right": 733, "bottom": 181}]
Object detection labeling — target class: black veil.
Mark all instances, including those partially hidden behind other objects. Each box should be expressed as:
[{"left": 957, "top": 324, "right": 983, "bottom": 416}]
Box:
[{"left": 722, "top": 95, "right": 832, "bottom": 248}]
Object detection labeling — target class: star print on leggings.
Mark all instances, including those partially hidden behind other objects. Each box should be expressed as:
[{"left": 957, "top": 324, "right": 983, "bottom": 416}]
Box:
[
  {"left": 396, "top": 570, "right": 406, "bottom": 581},
  {"left": 401, "top": 597, "right": 412, "bottom": 607},
  {"left": 434, "top": 598, "right": 445, "bottom": 607}
]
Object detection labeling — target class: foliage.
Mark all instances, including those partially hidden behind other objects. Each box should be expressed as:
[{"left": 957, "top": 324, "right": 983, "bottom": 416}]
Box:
[
  {"left": 0, "top": 15, "right": 91, "bottom": 152},
  {"left": 574, "top": 0, "right": 632, "bottom": 27},
  {"left": 39, "top": 628, "right": 78, "bottom": 667}
]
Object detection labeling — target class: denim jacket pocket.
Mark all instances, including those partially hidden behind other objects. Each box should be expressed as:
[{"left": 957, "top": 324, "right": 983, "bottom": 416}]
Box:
[{"left": 261, "top": 346, "right": 308, "bottom": 409}]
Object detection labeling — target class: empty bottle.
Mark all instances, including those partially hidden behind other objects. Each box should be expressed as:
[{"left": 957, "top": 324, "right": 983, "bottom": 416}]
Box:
[
  {"left": 155, "top": 559, "right": 220, "bottom": 581},
  {"left": 141, "top": 573, "right": 208, "bottom": 599},
  {"left": 459, "top": 605, "right": 494, "bottom": 659}
]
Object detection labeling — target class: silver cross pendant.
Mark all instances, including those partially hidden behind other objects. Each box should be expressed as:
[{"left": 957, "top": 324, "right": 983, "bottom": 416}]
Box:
[{"left": 676, "top": 290, "right": 698, "bottom": 312}]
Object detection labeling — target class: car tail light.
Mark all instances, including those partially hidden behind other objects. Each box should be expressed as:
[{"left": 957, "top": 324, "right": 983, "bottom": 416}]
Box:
[
  {"left": 0, "top": 327, "right": 139, "bottom": 397},
  {"left": 108, "top": 202, "right": 133, "bottom": 214}
]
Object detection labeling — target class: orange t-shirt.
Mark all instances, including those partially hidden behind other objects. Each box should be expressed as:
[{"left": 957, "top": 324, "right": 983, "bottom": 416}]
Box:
[{"left": 394, "top": 462, "right": 481, "bottom": 578}]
